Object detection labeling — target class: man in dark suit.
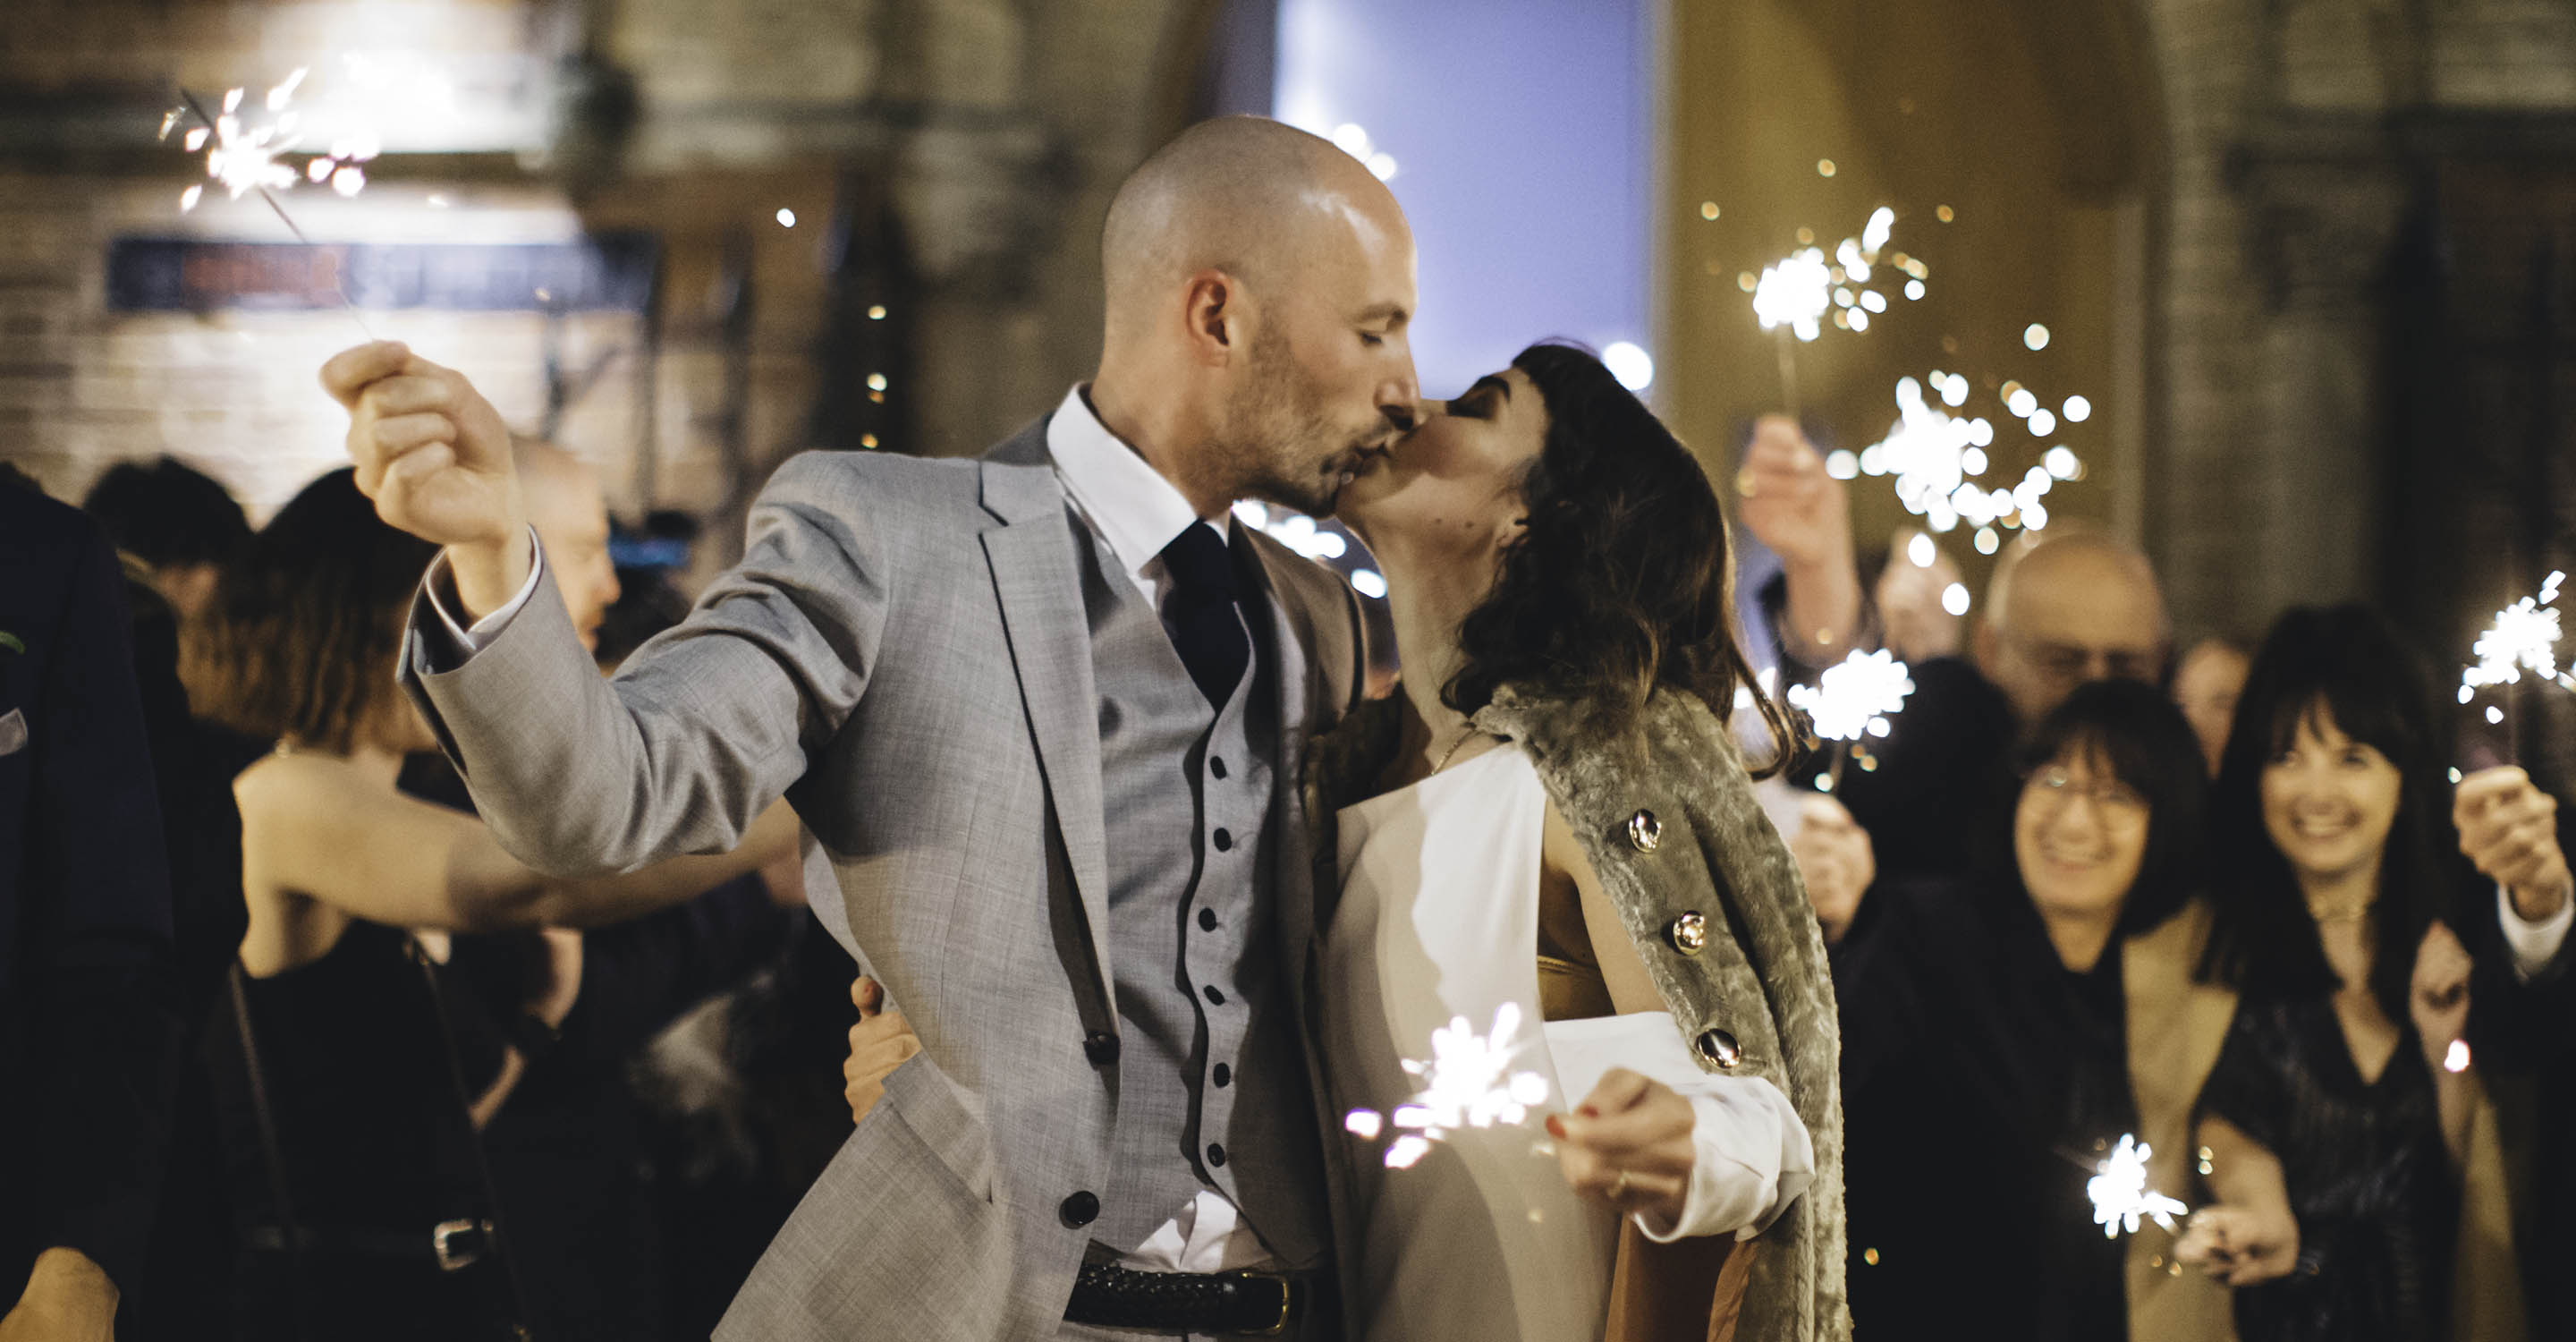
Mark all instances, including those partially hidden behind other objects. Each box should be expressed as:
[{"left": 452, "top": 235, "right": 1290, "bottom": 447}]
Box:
[{"left": 0, "top": 483, "right": 180, "bottom": 1342}]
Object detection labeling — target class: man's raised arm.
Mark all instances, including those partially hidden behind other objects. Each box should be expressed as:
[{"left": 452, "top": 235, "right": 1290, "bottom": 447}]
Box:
[{"left": 320, "top": 343, "right": 881, "bottom": 879}]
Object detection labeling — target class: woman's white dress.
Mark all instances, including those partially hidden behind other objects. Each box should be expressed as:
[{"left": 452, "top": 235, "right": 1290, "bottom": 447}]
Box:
[{"left": 1321, "top": 745, "right": 1813, "bottom": 1342}]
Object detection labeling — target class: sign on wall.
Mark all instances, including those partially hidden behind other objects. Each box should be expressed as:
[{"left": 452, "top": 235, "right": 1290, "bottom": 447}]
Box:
[{"left": 104, "top": 234, "right": 658, "bottom": 312}]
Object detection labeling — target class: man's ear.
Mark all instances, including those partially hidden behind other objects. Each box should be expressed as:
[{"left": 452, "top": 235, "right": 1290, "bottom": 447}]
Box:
[{"left": 1182, "top": 270, "right": 1239, "bottom": 367}]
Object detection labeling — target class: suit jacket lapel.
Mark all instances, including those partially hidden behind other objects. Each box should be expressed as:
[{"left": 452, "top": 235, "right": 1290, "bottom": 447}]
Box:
[{"left": 979, "top": 432, "right": 1115, "bottom": 1012}]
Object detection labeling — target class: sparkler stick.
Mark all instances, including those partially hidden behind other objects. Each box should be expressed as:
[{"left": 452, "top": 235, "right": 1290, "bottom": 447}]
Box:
[
  {"left": 1785, "top": 648, "right": 1914, "bottom": 790},
  {"left": 166, "top": 84, "right": 377, "bottom": 338}
]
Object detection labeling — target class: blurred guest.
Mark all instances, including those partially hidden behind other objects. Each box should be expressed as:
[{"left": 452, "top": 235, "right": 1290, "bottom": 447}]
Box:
[
  {"left": 184, "top": 469, "right": 795, "bottom": 1340},
  {"left": 1826, "top": 681, "right": 2216, "bottom": 1341},
  {"left": 0, "top": 483, "right": 180, "bottom": 1342},
  {"left": 83, "top": 463, "right": 262, "bottom": 1341},
  {"left": 1874, "top": 526, "right": 1966, "bottom": 664},
  {"left": 2181, "top": 606, "right": 2559, "bottom": 1342},
  {"left": 81, "top": 455, "right": 252, "bottom": 623},
  {"left": 2173, "top": 636, "right": 2251, "bottom": 777},
  {"left": 402, "top": 444, "right": 811, "bottom": 1342}
]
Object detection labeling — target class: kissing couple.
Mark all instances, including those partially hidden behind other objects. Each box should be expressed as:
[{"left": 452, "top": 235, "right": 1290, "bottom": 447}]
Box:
[{"left": 322, "top": 115, "right": 1848, "bottom": 1342}]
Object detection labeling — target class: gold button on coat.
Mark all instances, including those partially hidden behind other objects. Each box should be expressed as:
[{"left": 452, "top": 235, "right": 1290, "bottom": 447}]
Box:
[
  {"left": 1625, "top": 809, "right": 1662, "bottom": 853},
  {"left": 1695, "top": 1028, "right": 1742, "bottom": 1069},
  {"left": 1665, "top": 911, "right": 1708, "bottom": 956}
]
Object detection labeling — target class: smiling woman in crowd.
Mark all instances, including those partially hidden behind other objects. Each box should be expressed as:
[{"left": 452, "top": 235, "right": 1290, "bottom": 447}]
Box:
[
  {"left": 1823, "top": 678, "right": 2224, "bottom": 1342},
  {"left": 2181, "top": 604, "right": 2567, "bottom": 1342}
]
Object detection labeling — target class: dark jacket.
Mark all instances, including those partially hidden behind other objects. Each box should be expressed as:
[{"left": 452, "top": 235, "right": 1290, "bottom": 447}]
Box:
[{"left": 0, "top": 489, "right": 179, "bottom": 1297}]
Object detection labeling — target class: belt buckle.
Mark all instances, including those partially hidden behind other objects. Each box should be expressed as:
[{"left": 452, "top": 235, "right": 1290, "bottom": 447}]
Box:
[
  {"left": 1234, "top": 1269, "right": 1292, "bottom": 1337},
  {"left": 431, "top": 1218, "right": 488, "bottom": 1272}
]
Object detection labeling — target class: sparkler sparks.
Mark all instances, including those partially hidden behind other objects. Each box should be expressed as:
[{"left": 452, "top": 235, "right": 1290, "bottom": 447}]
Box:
[
  {"left": 158, "top": 68, "right": 380, "bottom": 335},
  {"left": 1343, "top": 1004, "right": 1555, "bottom": 1171},
  {"left": 2460, "top": 572, "right": 2573, "bottom": 702},
  {"left": 1787, "top": 650, "right": 1915, "bottom": 744},
  {"left": 2088, "top": 1134, "right": 2189, "bottom": 1239}
]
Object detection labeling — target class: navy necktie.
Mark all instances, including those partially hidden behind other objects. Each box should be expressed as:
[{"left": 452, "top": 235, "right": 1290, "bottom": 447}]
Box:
[{"left": 1158, "top": 523, "right": 1250, "bottom": 708}]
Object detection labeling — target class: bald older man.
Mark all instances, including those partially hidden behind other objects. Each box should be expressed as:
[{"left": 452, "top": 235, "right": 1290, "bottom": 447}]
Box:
[
  {"left": 1808, "top": 526, "right": 2172, "bottom": 892},
  {"left": 318, "top": 117, "right": 1418, "bottom": 1341}
]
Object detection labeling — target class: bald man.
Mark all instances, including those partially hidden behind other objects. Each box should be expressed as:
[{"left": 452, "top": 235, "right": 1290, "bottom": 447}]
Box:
[
  {"left": 319, "top": 117, "right": 1416, "bottom": 1340},
  {"left": 1818, "top": 530, "right": 2172, "bottom": 890}
]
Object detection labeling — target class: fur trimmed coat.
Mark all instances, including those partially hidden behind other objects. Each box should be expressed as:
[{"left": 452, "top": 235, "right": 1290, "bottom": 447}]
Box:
[{"left": 1304, "top": 684, "right": 1852, "bottom": 1342}]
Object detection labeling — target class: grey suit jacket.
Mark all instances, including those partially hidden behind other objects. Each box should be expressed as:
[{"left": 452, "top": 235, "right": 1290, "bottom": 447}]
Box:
[{"left": 400, "top": 420, "right": 1370, "bottom": 1341}]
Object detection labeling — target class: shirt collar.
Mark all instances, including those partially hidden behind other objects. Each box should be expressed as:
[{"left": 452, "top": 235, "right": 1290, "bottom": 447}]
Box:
[{"left": 1046, "top": 385, "right": 1227, "bottom": 585}]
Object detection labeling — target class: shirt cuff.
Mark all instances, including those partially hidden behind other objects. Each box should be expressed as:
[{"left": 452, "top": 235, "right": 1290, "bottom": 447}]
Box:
[
  {"left": 2497, "top": 882, "right": 2575, "bottom": 981},
  {"left": 425, "top": 527, "right": 546, "bottom": 654},
  {"left": 1634, "top": 1076, "right": 1816, "bottom": 1244}
]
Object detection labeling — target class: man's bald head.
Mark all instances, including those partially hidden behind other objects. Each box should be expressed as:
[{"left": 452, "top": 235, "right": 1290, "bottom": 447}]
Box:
[
  {"left": 514, "top": 438, "right": 620, "bottom": 655},
  {"left": 1974, "top": 528, "right": 2169, "bottom": 725},
  {"left": 1101, "top": 116, "right": 1402, "bottom": 348},
  {"left": 1089, "top": 116, "right": 1420, "bottom": 518}
]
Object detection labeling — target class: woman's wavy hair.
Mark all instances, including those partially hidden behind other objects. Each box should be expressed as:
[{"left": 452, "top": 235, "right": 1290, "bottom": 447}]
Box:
[
  {"left": 2198, "top": 604, "right": 2471, "bottom": 1021},
  {"left": 183, "top": 467, "right": 437, "bottom": 754},
  {"left": 1440, "top": 342, "right": 1798, "bottom": 771},
  {"left": 2008, "top": 679, "right": 2211, "bottom": 937}
]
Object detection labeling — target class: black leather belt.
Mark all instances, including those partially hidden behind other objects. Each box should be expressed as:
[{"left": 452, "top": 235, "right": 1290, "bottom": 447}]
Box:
[
  {"left": 1064, "top": 1261, "right": 1319, "bottom": 1336},
  {"left": 246, "top": 1218, "right": 496, "bottom": 1272}
]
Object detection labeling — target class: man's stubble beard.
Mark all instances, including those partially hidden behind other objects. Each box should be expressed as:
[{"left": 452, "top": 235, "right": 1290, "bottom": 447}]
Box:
[{"left": 1218, "top": 328, "right": 1360, "bottom": 518}]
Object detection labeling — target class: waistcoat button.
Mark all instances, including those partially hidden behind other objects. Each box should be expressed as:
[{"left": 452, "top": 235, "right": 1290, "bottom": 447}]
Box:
[
  {"left": 1665, "top": 912, "right": 1708, "bottom": 956},
  {"left": 1213, "top": 828, "right": 1234, "bottom": 852},
  {"left": 1626, "top": 810, "right": 1662, "bottom": 853},
  {"left": 1060, "top": 1191, "right": 1100, "bottom": 1227},
  {"left": 1207, "top": 1143, "right": 1227, "bottom": 1168},
  {"left": 1213, "top": 1062, "right": 1232, "bottom": 1087},
  {"left": 1204, "top": 985, "right": 1226, "bottom": 1007},
  {"left": 1082, "top": 1032, "right": 1118, "bottom": 1066},
  {"left": 1209, "top": 756, "right": 1228, "bottom": 780},
  {"left": 1199, "top": 907, "right": 1218, "bottom": 932},
  {"left": 1695, "top": 1028, "right": 1742, "bottom": 1069}
]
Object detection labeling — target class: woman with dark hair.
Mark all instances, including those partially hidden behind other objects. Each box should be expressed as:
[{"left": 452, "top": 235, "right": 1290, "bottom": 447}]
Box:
[
  {"left": 186, "top": 468, "right": 797, "bottom": 1339},
  {"left": 2177, "top": 604, "right": 2565, "bottom": 1342},
  {"left": 1303, "top": 343, "right": 1839, "bottom": 1341},
  {"left": 1822, "top": 678, "right": 2215, "bottom": 1342}
]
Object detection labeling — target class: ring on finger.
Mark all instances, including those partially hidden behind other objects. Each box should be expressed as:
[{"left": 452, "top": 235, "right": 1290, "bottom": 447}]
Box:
[{"left": 1609, "top": 1168, "right": 1631, "bottom": 1200}]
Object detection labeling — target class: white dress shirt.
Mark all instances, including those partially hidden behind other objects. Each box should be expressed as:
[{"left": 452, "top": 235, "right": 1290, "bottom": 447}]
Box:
[{"left": 2497, "top": 883, "right": 2575, "bottom": 981}]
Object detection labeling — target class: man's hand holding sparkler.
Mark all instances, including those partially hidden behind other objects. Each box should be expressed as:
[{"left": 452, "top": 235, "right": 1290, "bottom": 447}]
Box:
[
  {"left": 1544, "top": 1067, "right": 1696, "bottom": 1227},
  {"left": 2455, "top": 767, "right": 2572, "bottom": 923},
  {"left": 321, "top": 341, "right": 530, "bottom": 619},
  {"left": 1791, "top": 794, "right": 1875, "bottom": 946}
]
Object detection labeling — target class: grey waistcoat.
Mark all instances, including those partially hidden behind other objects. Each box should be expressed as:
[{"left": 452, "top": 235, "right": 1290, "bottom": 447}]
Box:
[{"left": 1077, "top": 520, "right": 1331, "bottom": 1267}]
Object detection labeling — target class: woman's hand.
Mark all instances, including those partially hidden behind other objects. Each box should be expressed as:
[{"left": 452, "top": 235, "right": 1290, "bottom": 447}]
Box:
[
  {"left": 1790, "top": 794, "right": 1875, "bottom": 945},
  {"left": 2455, "top": 767, "right": 2572, "bottom": 922},
  {"left": 844, "top": 977, "right": 921, "bottom": 1125},
  {"left": 2174, "top": 1203, "right": 2301, "bottom": 1287},
  {"left": 1545, "top": 1068, "right": 1695, "bottom": 1228},
  {"left": 2410, "top": 920, "right": 2472, "bottom": 1073}
]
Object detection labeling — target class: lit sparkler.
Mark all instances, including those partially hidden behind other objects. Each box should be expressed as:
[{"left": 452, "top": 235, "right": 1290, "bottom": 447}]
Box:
[
  {"left": 2461, "top": 572, "right": 2572, "bottom": 701},
  {"left": 1840, "top": 372, "right": 2084, "bottom": 536},
  {"left": 1749, "top": 207, "right": 1917, "bottom": 413},
  {"left": 1343, "top": 1004, "right": 1555, "bottom": 1170},
  {"left": 2088, "top": 1134, "right": 2189, "bottom": 1239},
  {"left": 1787, "top": 648, "right": 1915, "bottom": 790},
  {"left": 2458, "top": 571, "right": 2572, "bottom": 760},
  {"left": 159, "top": 69, "right": 378, "bottom": 335}
]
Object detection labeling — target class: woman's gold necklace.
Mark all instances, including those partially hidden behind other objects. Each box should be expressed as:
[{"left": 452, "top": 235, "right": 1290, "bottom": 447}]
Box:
[{"left": 1432, "top": 723, "right": 1493, "bottom": 773}]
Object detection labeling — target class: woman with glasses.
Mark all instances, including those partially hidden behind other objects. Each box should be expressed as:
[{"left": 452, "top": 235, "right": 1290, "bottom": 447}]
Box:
[
  {"left": 2176, "top": 605, "right": 2564, "bottom": 1342},
  {"left": 1822, "top": 678, "right": 2221, "bottom": 1341}
]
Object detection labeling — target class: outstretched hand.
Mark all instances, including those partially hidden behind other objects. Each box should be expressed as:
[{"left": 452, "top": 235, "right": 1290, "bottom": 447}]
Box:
[
  {"left": 1546, "top": 1067, "right": 1694, "bottom": 1228},
  {"left": 318, "top": 341, "right": 530, "bottom": 615}
]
